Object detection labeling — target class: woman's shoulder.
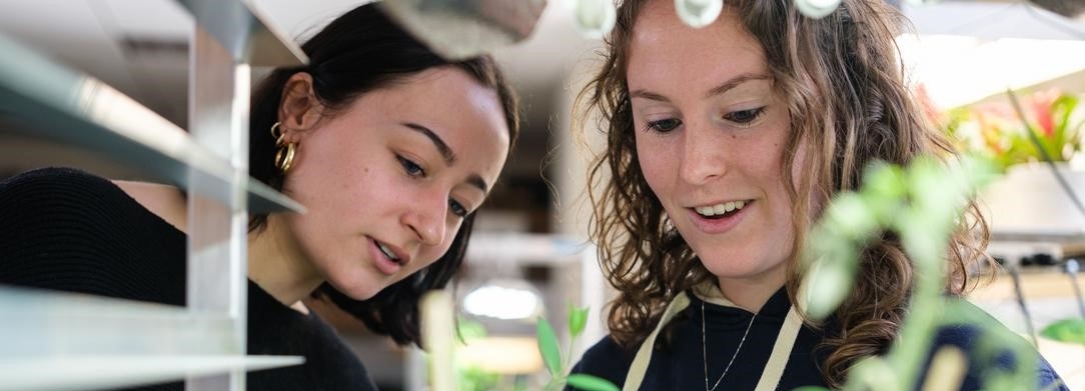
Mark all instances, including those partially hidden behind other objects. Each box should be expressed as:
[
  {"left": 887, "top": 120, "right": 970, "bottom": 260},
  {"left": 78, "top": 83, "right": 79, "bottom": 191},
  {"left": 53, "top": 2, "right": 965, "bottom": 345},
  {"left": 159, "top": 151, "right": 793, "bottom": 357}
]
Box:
[
  {"left": 0, "top": 167, "right": 138, "bottom": 231},
  {"left": 113, "top": 179, "right": 187, "bottom": 232},
  {"left": 930, "top": 298, "right": 1014, "bottom": 346},
  {"left": 1, "top": 166, "right": 186, "bottom": 231},
  {"left": 0, "top": 167, "right": 188, "bottom": 304},
  {"left": 247, "top": 282, "right": 377, "bottom": 390},
  {"left": 581, "top": 334, "right": 634, "bottom": 360},
  {"left": 567, "top": 335, "right": 635, "bottom": 390},
  {"left": 930, "top": 300, "right": 1069, "bottom": 391},
  {"left": 1, "top": 166, "right": 119, "bottom": 198}
]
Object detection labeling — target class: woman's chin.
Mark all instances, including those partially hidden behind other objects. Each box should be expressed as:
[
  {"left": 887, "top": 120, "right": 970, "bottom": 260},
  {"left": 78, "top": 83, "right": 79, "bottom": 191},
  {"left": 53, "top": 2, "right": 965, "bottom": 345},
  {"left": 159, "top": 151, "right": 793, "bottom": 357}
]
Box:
[{"left": 328, "top": 277, "right": 384, "bottom": 301}]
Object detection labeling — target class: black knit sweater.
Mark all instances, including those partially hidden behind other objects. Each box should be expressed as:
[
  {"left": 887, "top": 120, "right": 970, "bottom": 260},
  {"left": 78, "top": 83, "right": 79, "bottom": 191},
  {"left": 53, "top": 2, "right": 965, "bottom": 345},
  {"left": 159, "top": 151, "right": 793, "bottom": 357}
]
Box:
[
  {"left": 0, "top": 167, "right": 377, "bottom": 391},
  {"left": 569, "top": 287, "right": 1069, "bottom": 391}
]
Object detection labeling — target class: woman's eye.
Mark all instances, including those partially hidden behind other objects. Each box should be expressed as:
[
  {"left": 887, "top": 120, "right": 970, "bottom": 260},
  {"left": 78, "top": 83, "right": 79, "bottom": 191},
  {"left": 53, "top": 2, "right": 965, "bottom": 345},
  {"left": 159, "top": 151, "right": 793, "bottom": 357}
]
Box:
[
  {"left": 724, "top": 108, "right": 765, "bottom": 124},
  {"left": 646, "top": 118, "right": 682, "bottom": 133},
  {"left": 397, "top": 155, "right": 426, "bottom": 178},
  {"left": 449, "top": 199, "right": 468, "bottom": 218}
]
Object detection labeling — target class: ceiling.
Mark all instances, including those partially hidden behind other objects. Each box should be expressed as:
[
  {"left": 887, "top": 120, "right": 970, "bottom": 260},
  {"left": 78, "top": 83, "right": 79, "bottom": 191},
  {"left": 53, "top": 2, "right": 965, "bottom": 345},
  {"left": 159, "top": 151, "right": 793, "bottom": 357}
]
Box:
[
  {"left": 0, "top": 0, "right": 604, "bottom": 179},
  {"left": 0, "top": 0, "right": 1084, "bottom": 179}
]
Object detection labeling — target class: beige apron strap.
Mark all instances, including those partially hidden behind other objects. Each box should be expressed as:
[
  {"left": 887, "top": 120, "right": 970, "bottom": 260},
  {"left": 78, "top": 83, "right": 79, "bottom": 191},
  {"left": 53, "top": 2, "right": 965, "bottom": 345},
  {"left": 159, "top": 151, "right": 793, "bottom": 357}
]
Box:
[
  {"left": 753, "top": 305, "right": 803, "bottom": 391},
  {"left": 623, "top": 284, "right": 805, "bottom": 391},
  {"left": 622, "top": 292, "right": 691, "bottom": 391},
  {"left": 691, "top": 281, "right": 736, "bottom": 307}
]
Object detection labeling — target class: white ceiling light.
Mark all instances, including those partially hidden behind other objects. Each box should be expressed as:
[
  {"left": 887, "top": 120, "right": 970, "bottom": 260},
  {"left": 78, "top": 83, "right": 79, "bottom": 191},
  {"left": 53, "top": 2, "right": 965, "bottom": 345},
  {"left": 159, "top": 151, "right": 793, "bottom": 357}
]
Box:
[{"left": 463, "top": 279, "right": 543, "bottom": 320}]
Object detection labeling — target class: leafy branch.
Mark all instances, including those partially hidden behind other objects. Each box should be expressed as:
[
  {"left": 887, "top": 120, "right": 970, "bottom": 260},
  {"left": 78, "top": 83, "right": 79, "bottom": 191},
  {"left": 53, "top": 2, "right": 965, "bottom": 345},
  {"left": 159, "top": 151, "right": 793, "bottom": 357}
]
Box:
[
  {"left": 537, "top": 306, "right": 619, "bottom": 391},
  {"left": 799, "top": 154, "right": 1047, "bottom": 391}
]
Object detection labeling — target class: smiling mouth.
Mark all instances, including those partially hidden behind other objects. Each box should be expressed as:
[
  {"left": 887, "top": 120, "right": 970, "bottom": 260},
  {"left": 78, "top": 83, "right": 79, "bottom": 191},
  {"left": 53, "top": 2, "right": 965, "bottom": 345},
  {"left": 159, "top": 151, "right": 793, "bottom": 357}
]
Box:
[
  {"left": 693, "top": 200, "right": 749, "bottom": 219},
  {"left": 377, "top": 242, "right": 403, "bottom": 265}
]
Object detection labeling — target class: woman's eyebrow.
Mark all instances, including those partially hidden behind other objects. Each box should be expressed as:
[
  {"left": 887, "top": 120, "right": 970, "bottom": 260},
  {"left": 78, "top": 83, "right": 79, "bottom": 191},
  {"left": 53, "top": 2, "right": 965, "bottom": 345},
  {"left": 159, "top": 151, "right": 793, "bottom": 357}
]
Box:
[
  {"left": 630, "top": 73, "right": 771, "bottom": 102},
  {"left": 401, "top": 122, "right": 488, "bottom": 192},
  {"left": 704, "top": 73, "right": 772, "bottom": 98},
  {"left": 403, "top": 122, "right": 456, "bottom": 164},
  {"left": 630, "top": 89, "right": 669, "bottom": 103}
]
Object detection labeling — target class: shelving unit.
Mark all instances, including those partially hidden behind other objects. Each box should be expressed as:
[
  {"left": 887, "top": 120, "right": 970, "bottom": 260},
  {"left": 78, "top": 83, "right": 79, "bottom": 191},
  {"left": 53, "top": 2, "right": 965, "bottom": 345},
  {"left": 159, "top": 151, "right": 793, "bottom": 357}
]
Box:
[{"left": 0, "top": 0, "right": 308, "bottom": 390}]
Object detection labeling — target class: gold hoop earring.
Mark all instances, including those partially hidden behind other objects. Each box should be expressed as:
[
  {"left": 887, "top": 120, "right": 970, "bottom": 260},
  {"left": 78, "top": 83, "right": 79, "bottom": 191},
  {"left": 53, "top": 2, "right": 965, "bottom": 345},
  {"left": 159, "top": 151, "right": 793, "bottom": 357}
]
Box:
[
  {"left": 275, "top": 142, "right": 296, "bottom": 173},
  {"left": 270, "top": 121, "right": 283, "bottom": 140},
  {"left": 271, "top": 122, "right": 297, "bottom": 173}
]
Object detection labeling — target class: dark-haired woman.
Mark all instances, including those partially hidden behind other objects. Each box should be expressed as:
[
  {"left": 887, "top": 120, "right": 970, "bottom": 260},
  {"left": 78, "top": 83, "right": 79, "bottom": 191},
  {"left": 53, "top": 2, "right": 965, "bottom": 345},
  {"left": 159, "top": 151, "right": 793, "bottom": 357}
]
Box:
[{"left": 0, "top": 3, "right": 518, "bottom": 390}]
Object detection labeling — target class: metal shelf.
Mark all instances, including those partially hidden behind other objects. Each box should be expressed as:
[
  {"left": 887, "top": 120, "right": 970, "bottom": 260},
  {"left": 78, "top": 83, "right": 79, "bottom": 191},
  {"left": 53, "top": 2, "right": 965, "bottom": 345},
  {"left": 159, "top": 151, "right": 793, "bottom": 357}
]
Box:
[
  {"left": 0, "top": 0, "right": 313, "bottom": 389},
  {"left": 174, "top": 0, "right": 307, "bottom": 67},
  {"left": 0, "top": 355, "right": 304, "bottom": 391},
  {"left": 0, "top": 286, "right": 238, "bottom": 357},
  {"left": 0, "top": 32, "right": 303, "bottom": 214},
  {"left": 0, "top": 286, "right": 305, "bottom": 390}
]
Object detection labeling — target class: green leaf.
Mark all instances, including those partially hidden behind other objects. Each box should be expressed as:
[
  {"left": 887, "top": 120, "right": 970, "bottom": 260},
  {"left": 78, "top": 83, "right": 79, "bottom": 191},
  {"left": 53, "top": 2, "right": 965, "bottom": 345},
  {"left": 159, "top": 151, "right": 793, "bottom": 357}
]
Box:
[
  {"left": 536, "top": 316, "right": 563, "bottom": 376},
  {"left": 456, "top": 318, "right": 488, "bottom": 341},
  {"left": 568, "top": 306, "right": 589, "bottom": 339},
  {"left": 863, "top": 161, "right": 906, "bottom": 202},
  {"left": 823, "top": 192, "right": 878, "bottom": 240},
  {"left": 566, "top": 374, "right": 620, "bottom": 391},
  {"left": 898, "top": 212, "right": 948, "bottom": 270},
  {"left": 958, "top": 154, "right": 1000, "bottom": 189},
  {"left": 1041, "top": 318, "right": 1085, "bottom": 345},
  {"left": 800, "top": 249, "right": 856, "bottom": 319}
]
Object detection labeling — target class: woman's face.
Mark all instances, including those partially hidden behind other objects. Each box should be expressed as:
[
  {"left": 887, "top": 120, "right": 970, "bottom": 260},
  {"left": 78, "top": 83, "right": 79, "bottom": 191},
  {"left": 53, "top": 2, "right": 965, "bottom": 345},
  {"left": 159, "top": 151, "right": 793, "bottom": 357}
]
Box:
[
  {"left": 282, "top": 67, "right": 510, "bottom": 300},
  {"left": 627, "top": 1, "right": 801, "bottom": 291}
]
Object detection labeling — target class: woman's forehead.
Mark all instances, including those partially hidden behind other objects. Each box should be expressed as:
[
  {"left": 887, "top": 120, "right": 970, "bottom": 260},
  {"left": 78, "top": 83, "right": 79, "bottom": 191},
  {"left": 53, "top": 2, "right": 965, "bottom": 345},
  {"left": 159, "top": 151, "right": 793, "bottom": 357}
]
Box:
[{"left": 627, "top": 8, "right": 766, "bottom": 97}]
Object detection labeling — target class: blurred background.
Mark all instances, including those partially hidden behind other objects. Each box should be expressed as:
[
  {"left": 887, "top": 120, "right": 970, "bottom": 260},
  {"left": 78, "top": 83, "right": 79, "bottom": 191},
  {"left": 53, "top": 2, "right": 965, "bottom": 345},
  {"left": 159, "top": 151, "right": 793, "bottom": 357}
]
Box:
[{"left": 3, "top": 0, "right": 1085, "bottom": 389}]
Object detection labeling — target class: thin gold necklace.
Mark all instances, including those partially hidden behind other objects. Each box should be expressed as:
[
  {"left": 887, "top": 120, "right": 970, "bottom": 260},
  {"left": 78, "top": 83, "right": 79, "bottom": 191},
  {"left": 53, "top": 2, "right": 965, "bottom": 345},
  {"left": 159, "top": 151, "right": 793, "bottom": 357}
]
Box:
[{"left": 702, "top": 300, "right": 757, "bottom": 391}]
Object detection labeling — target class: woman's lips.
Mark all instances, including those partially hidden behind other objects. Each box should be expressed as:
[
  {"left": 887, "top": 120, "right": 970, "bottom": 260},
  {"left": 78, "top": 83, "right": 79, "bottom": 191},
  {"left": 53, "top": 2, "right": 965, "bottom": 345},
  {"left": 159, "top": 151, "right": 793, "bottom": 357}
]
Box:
[{"left": 687, "top": 200, "right": 753, "bottom": 234}]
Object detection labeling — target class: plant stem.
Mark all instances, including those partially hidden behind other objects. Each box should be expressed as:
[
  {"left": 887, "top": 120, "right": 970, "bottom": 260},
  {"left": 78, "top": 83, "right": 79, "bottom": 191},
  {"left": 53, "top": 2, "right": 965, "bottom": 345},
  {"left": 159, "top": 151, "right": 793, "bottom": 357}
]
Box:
[{"left": 885, "top": 263, "right": 943, "bottom": 391}]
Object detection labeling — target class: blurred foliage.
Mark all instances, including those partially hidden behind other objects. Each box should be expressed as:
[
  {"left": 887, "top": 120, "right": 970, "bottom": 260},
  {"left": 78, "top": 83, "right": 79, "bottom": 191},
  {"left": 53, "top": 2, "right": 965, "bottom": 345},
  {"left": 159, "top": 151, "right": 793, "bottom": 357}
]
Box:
[
  {"left": 1041, "top": 318, "right": 1085, "bottom": 345},
  {"left": 801, "top": 154, "right": 1052, "bottom": 390},
  {"left": 456, "top": 319, "right": 499, "bottom": 391},
  {"left": 537, "top": 306, "right": 618, "bottom": 391},
  {"left": 932, "top": 88, "right": 1084, "bottom": 169}
]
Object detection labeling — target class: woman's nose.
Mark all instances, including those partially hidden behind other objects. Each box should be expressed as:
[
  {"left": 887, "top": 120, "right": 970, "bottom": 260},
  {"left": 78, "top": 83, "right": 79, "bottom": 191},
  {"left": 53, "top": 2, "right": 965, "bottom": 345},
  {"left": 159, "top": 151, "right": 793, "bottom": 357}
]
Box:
[
  {"left": 679, "top": 126, "right": 728, "bottom": 185},
  {"left": 403, "top": 192, "right": 447, "bottom": 246}
]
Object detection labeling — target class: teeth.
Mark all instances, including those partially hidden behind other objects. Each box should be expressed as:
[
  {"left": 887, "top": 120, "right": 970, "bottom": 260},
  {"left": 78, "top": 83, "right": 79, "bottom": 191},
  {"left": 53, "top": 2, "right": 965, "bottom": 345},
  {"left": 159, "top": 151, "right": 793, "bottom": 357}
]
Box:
[
  {"left": 378, "top": 243, "right": 400, "bottom": 261},
  {"left": 695, "top": 201, "right": 746, "bottom": 216}
]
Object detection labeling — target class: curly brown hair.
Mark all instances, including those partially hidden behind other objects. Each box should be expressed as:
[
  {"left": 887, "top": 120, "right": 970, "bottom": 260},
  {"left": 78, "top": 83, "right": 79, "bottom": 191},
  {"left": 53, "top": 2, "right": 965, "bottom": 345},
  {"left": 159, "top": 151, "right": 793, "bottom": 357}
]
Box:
[{"left": 575, "top": 0, "right": 992, "bottom": 386}]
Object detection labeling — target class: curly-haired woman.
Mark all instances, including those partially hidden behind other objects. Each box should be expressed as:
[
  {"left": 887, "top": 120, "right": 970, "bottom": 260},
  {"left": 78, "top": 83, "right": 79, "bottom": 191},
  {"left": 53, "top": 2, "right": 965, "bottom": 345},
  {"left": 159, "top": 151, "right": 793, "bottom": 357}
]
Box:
[{"left": 567, "top": 0, "right": 1067, "bottom": 390}]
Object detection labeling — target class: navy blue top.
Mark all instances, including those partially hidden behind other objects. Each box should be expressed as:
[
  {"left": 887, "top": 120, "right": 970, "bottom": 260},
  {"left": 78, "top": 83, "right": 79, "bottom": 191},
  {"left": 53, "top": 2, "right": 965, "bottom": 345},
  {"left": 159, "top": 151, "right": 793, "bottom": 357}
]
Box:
[
  {"left": 569, "top": 287, "right": 1069, "bottom": 391},
  {"left": 0, "top": 167, "right": 377, "bottom": 391}
]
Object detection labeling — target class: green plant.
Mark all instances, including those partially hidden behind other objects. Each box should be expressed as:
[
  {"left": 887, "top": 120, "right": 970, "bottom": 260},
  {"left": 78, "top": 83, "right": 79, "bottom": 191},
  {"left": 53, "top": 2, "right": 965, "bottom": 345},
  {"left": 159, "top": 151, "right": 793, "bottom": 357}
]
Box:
[
  {"left": 1041, "top": 318, "right": 1085, "bottom": 345},
  {"left": 800, "top": 154, "right": 1056, "bottom": 391},
  {"left": 455, "top": 320, "right": 502, "bottom": 391},
  {"left": 942, "top": 89, "right": 1083, "bottom": 169},
  {"left": 536, "top": 306, "right": 619, "bottom": 391}
]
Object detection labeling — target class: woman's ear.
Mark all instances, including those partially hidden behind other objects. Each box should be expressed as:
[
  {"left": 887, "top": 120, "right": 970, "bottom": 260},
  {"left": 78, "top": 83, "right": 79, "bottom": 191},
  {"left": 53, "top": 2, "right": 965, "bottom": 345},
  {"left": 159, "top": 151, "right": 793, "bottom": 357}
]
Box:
[{"left": 277, "top": 72, "right": 323, "bottom": 140}]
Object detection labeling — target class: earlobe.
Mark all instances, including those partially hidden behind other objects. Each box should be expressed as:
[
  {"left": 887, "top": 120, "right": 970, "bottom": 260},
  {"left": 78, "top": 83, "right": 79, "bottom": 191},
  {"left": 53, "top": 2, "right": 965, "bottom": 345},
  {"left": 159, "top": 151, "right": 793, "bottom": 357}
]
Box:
[{"left": 277, "top": 72, "right": 323, "bottom": 139}]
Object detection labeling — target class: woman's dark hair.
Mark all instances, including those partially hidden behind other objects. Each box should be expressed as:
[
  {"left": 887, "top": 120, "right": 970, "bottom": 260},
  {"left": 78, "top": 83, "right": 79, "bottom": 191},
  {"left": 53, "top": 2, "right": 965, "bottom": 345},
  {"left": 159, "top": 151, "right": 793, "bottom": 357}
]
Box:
[{"left": 247, "top": 3, "right": 520, "bottom": 347}]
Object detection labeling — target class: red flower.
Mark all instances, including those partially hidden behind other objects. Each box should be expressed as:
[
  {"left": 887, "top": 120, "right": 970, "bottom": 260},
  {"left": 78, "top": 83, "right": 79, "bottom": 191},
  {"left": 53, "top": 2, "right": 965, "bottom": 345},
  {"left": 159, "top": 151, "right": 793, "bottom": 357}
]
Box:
[{"left": 1028, "top": 89, "right": 1059, "bottom": 137}]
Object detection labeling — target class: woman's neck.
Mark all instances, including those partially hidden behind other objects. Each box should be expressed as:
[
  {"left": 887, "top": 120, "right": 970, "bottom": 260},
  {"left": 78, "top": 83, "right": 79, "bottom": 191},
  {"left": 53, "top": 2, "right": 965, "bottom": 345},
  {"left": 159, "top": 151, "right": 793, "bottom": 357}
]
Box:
[
  {"left": 716, "top": 272, "right": 787, "bottom": 313},
  {"left": 247, "top": 214, "right": 323, "bottom": 305}
]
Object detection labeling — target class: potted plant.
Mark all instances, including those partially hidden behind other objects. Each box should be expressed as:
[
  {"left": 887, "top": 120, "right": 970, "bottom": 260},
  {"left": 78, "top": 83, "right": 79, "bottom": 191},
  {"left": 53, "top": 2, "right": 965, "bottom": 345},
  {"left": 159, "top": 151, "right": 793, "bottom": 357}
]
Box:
[
  {"left": 933, "top": 88, "right": 1085, "bottom": 237},
  {"left": 941, "top": 89, "right": 1082, "bottom": 169}
]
